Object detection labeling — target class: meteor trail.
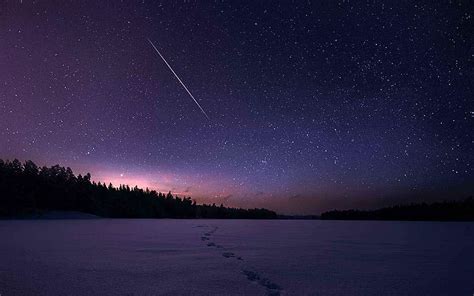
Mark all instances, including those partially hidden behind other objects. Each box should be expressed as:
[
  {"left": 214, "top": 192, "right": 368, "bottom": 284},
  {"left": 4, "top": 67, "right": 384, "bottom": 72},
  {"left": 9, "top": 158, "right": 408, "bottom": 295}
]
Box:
[{"left": 147, "top": 38, "right": 210, "bottom": 120}]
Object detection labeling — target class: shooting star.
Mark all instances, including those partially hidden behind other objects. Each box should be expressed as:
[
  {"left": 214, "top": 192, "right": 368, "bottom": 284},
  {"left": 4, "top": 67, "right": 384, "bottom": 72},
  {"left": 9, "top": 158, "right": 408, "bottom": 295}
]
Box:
[{"left": 147, "top": 38, "right": 210, "bottom": 120}]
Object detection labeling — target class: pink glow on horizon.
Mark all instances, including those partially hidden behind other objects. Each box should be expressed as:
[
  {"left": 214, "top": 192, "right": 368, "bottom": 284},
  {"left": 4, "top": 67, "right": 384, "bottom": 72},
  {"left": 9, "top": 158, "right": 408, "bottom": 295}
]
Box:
[
  {"left": 84, "top": 165, "right": 242, "bottom": 203},
  {"left": 67, "top": 161, "right": 299, "bottom": 211}
]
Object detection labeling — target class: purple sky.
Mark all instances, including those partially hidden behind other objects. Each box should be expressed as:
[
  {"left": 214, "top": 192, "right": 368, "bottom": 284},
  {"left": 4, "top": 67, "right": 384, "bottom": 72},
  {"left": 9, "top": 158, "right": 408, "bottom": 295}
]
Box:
[{"left": 1, "top": 1, "right": 472, "bottom": 214}]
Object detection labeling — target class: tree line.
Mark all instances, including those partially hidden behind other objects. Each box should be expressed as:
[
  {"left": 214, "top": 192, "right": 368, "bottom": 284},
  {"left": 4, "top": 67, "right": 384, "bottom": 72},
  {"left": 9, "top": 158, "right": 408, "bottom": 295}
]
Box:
[
  {"left": 0, "top": 159, "right": 277, "bottom": 219},
  {"left": 320, "top": 198, "right": 474, "bottom": 221}
]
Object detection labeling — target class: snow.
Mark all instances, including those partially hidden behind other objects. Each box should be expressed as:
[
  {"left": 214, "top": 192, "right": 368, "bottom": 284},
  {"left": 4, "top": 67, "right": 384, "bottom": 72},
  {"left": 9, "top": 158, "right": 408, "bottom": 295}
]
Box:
[
  {"left": 14, "top": 211, "right": 100, "bottom": 220},
  {"left": 0, "top": 220, "right": 473, "bottom": 295}
]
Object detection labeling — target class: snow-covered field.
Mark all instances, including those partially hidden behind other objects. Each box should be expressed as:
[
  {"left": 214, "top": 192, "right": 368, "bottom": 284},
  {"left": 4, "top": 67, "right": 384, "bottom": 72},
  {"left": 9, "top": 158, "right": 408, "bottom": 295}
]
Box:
[{"left": 0, "top": 219, "right": 472, "bottom": 295}]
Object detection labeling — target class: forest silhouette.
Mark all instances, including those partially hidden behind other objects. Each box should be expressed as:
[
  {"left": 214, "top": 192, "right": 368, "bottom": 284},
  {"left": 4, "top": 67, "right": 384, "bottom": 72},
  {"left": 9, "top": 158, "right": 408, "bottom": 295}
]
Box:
[
  {"left": 321, "top": 198, "right": 474, "bottom": 221},
  {"left": 1, "top": 158, "right": 472, "bottom": 221},
  {"left": 0, "top": 159, "right": 277, "bottom": 219}
]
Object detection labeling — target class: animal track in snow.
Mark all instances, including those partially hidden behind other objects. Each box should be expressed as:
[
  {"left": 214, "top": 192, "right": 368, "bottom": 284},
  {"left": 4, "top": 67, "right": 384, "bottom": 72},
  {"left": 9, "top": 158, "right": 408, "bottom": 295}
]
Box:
[
  {"left": 198, "top": 225, "right": 283, "bottom": 295},
  {"left": 222, "top": 252, "right": 235, "bottom": 258},
  {"left": 242, "top": 270, "right": 283, "bottom": 296}
]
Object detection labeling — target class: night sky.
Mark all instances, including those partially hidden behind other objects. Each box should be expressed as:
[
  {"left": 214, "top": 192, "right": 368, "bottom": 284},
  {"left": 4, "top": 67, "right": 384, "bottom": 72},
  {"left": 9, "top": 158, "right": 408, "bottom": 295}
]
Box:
[{"left": 1, "top": 1, "right": 472, "bottom": 214}]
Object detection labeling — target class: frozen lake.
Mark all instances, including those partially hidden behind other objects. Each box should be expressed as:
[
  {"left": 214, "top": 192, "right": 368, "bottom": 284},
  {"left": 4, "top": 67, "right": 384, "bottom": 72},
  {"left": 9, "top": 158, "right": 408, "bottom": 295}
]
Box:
[{"left": 0, "top": 219, "right": 473, "bottom": 295}]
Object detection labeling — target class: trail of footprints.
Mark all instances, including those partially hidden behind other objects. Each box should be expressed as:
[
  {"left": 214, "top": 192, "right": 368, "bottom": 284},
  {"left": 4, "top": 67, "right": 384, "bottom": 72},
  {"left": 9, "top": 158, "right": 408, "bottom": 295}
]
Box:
[{"left": 198, "top": 225, "right": 283, "bottom": 296}]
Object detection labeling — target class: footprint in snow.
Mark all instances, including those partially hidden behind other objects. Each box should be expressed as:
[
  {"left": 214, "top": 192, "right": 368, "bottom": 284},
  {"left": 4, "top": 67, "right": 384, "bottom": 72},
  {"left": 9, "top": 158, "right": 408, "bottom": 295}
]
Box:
[
  {"left": 222, "top": 252, "right": 235, "bottom": 258},
  {"left": 242, "top": 269, "right": 282, "bottom": 296}
]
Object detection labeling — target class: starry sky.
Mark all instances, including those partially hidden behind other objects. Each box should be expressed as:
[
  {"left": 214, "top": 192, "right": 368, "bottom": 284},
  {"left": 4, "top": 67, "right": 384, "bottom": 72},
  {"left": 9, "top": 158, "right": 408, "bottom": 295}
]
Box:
[{"left": 1, "top": 1, "right": 473, "bottom": 214}]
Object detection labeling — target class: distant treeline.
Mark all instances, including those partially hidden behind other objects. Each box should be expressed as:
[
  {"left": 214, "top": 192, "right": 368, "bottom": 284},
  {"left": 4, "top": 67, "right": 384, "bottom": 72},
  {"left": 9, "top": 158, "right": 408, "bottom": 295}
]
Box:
[
  {"left": 0, "top": 159, "right": 277, "bottom": 219},
  {"left": 321, "top": 198, "right": 474, "bottom": 221}
]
